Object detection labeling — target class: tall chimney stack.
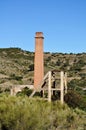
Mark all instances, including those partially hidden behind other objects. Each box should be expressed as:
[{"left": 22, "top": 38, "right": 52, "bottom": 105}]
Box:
[{"left": 34, "top": 32, "right": 44, "bottom": 89}]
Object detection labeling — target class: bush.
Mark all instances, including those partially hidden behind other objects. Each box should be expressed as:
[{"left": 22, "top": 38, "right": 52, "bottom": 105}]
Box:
[
  {"left": 29, "top": 64, "right": 34, "bottom": 71},
  {"left": 16, "top": 87, "right": 33, "bottom": 96},
  {"left": 10, "top": 74, "right": 23, "bottom": 81},
  {"left": 0, "top": 95, "right": 86, "bottom": 130},
  {"left": 64, "top": 90, "right": 86, "bottom": 111}
]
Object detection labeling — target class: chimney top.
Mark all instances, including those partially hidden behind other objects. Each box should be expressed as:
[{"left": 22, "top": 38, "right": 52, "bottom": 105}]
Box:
[{"left": 35, "top": 32, "right": 44, "bottom": 39}]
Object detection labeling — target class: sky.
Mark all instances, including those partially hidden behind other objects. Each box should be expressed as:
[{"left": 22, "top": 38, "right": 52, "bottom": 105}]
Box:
[{"left": 0, "top": 0, "right": 86, "bottom": 53}]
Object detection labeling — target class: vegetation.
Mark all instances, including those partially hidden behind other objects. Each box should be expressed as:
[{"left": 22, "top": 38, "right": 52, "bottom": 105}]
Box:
[
  {"left": 0, "top": 94, "right": 86, "bottom": 130},
  {"left": 64, "top": 90, "right": 86, "bottom": 111},
  {"left": 0, "top": 48, "right": 86, "bottom": 129}
]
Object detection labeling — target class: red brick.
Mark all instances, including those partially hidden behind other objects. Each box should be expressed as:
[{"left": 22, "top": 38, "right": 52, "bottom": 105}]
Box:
[{"left": 34, "top": 32, "right": 44, "bottom": 89}]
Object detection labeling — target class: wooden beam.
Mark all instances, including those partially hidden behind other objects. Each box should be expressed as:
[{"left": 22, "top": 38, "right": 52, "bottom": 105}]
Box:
[
  {"left": 64, "top": 72, "right": 67, "bottom": 94},
  {"left": 48, "top": 71, "right": 52, "bottom": 102},
  {"left": 60, "top": 71, "right": 64, "bottom": 104}
]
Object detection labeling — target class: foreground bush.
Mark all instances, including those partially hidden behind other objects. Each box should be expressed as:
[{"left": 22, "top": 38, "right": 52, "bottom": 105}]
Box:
[
  {"left": 64, "top": 90, "right": 86, "bottom": 111},
  {"left": 0, "top": 94, "right": 86, "bottom": 130}
]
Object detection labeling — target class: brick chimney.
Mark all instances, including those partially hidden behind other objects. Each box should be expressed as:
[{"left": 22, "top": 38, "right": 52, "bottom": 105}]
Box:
[{"left": 34, "top": 32, "right": 44, "bottom": 89}]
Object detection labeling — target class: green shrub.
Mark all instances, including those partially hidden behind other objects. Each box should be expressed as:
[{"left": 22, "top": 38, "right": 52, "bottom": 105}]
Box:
[
  {"left": 16, "top": 87, "right": 33, "bottom": 96},
  {"left": 29, "top": 64, "right": 34, "bottom": 71},
  {"left": 64, "top": 90, "right": 86, "bottom": 111},
  {"left": 0, "top": 95, "right": 86, "bottom": 130},
  {"left": 10, "top": 74, "right": 23, "bottom": 81}
]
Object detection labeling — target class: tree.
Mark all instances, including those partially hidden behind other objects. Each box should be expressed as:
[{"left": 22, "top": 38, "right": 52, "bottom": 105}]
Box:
[{"left": 29, "top": 64, "right": 34, "bottom": 71}]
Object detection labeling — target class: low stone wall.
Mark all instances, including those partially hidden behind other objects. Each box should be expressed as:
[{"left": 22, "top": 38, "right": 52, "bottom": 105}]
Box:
[{"left": 10, "top": 85, "right": 34, "bottom": 95}]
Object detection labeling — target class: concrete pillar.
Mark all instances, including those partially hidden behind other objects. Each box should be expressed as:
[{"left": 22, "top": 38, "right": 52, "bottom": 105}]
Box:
[
  {"left": 48, "top": 71, "right": 52, "bottom": 102},
  {"left": 64, "top": 72, "right": 67, "bottom": 94},
  {"left": 60, "top": 71, "right": 64, "bottom": 104},
  {"left": 34, "top": 32, "right": 44, "bottom": 89}
]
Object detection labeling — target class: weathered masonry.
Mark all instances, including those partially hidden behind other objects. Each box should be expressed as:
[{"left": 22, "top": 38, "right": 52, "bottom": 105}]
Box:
[{"left": 34, "top": 32, "right": 44, "bottom": 89}]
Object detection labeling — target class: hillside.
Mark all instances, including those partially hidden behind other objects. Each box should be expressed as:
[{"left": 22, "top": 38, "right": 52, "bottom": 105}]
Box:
[
  {"left": 0, "top": 48, "right": 86, "bottom": 81},
  {"left": 0, "top": 48, "right": 34, "bottom": 87},
  {"left": 0, "top": 48, "right": 86, "bottom": 96}
]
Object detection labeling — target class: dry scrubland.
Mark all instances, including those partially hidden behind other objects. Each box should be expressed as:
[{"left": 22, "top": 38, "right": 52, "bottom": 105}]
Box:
[
  {"left": 0, "top": 48, "right": 86, "bottom": 87},
  {"left": 0, "top": 95, "right": 86, "bottom": 130},
  {"left": 0, "top": 48, "right": 86, "bottom": 130}
]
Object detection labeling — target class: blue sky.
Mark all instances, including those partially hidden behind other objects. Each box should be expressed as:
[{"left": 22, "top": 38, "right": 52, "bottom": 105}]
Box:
[{"left": 0, "top": 0, "right": 86, "bottom": 53}]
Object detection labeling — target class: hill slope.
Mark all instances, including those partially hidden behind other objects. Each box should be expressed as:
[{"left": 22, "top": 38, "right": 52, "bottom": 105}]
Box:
[{"left": 0, "top": 48, "right": 86, "bottom": 90}]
